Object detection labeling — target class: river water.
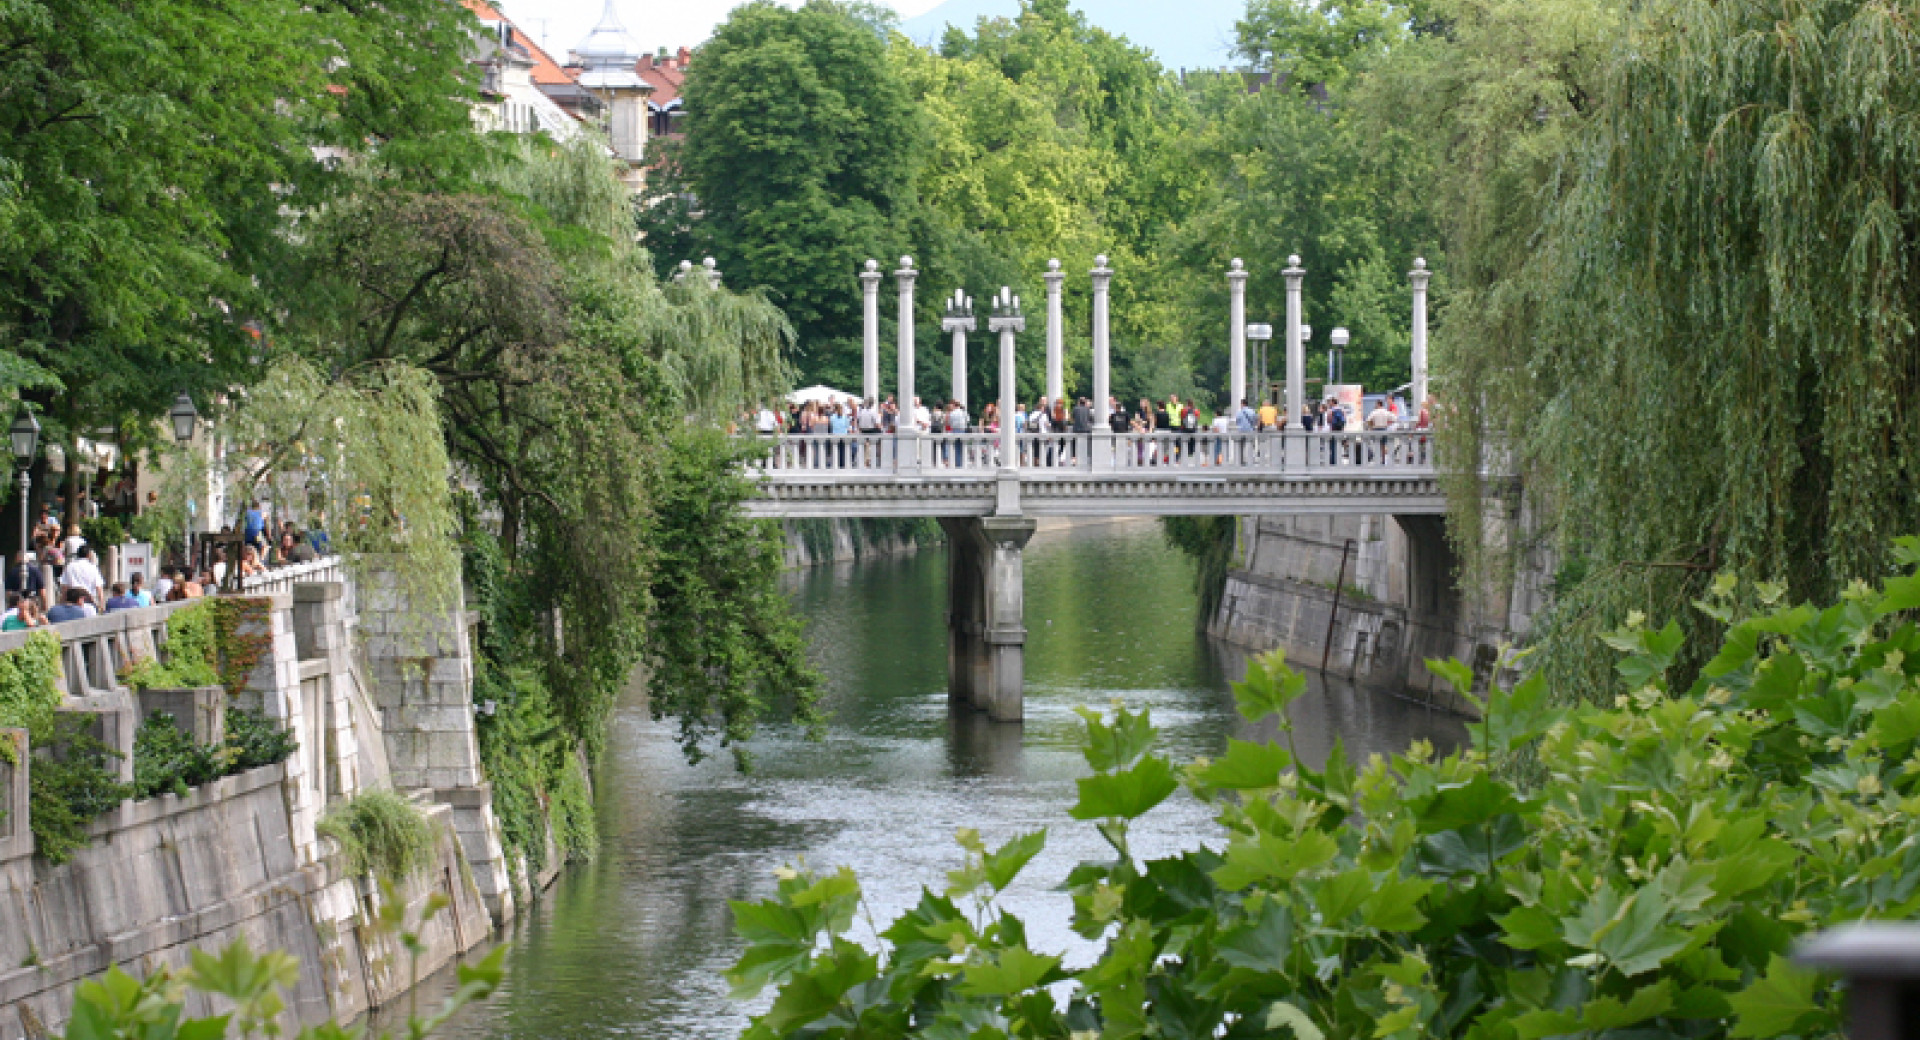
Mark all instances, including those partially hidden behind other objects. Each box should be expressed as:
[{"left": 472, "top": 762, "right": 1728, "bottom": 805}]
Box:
[{"left": 440, "top": 519, "right": 1465, "bottom": 1038}]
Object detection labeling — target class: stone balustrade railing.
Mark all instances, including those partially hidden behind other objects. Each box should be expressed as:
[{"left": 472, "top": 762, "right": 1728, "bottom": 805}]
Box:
[{"left": 748, "top": 429, "right": 1434, "bottom": 478}]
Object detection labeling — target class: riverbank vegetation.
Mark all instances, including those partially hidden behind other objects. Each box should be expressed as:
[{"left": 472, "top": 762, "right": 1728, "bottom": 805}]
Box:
[
  {"left": 731, "top": 551, "right": 1920, "bottom": 1036},
  {"left": 1, "top": 0, "right": 827, "bottom": 876}
]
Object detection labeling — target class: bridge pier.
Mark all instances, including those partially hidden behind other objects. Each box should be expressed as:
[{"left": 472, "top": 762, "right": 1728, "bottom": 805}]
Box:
[{"left": 940, "top": 515, "right": 1036, "bottom": 722}]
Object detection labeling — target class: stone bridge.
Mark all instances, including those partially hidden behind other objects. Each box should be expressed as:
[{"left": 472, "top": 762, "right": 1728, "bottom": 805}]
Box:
[{"left": 744, "top": 429, "right": 1450, "bottom": 723}]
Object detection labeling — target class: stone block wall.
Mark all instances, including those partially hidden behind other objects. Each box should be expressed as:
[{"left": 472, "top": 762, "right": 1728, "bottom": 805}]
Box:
[
  {"left": 0, "top": 564, "right": 531, "bottom": 1036},
  {"left": 358, "top": 566, "right": 514, "bottom": 923},
  {"left": 1211, "top": 512, "right": 1540, "bottom": 699},
  {"left": 134, "top": 686, "right": 225, "bottom": 745}
]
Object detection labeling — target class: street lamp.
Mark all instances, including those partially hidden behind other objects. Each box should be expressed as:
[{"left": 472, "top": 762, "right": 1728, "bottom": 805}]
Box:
[
  {"left": 168, "top": 392, "right": 197, "bottom": 574},
  {"left": 11, "top": 407, "right": 39, "bottom": 602},
  {"left": 1329, "top": 327, "right": 1350, "bottom": 385}
]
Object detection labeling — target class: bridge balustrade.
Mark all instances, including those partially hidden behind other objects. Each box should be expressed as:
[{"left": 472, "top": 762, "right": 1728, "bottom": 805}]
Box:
[{"left": 748, "top": 429, "right": 1433, "bottom": 478}]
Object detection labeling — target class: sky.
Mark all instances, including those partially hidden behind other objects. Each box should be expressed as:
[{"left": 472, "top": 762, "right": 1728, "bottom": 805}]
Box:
[
  {"left": 498, "top": 0, "right": 950, "bottom": 60},
  {"left": 497, "top": 0, "right": 1240, "bottom": 70}
]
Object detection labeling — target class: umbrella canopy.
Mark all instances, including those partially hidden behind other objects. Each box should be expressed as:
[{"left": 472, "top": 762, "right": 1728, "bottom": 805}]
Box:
[{"left": 787, "top": 385, "right": 854, "bottom": 406}]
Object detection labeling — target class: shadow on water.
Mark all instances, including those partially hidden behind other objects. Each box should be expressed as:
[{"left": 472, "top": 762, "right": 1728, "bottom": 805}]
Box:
[{"left": 426, "top": 518, "right": 1466, "bottom": 1039}]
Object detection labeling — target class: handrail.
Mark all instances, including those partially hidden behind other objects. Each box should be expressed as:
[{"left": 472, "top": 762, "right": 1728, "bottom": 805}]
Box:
[{"left": 743, "top": 430, "right": 1435, "bottom": 478}]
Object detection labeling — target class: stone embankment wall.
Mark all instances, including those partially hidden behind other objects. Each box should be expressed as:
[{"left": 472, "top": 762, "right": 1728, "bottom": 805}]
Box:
[
  {"left": 1209, "top": 515, "right": 1549, "bottom": 703},
  {"left": 780, "top": 518, "right": 934, "bottom": 569},
  {"left": 0, "top": 561, "right": 531, "bottom": 1038}
]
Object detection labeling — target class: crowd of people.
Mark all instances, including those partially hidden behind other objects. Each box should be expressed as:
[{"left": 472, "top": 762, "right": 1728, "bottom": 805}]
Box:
[
  {"left": 746, "top": 391, "right": 1434, "bottom": 469},
  {"left": 0, "top": 500, "right": 333, "bottom": 632}
]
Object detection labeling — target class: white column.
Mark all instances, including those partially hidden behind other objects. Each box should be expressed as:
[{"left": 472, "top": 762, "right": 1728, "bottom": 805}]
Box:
[
  {"left": 1410, "top": 257, "right": 1431, "bottom": 412},
  {"left": 1090, "top": 255, "right": 1112, "bottom": 432},
  {"left": 1284, "top": 255, "right": 1305, "bottom": 428},
  {"left": 990, "top": 288, "right": 1025, "bottom": 473},
  {"left": 895, "top": 256, "right": 918, "bottom": 470},
  {"left": 1043, "top": 259, "right": 1064, "bottom": 405},
  {"left": 1228, "top": 258, "right": 1248, "bottom": 412},
  {"left": 860, "top": 260, "right": 882, "bottom": 402}
]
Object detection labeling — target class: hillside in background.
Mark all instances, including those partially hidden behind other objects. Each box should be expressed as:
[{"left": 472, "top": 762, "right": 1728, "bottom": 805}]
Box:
[{"left": 900, "top": 0, "right": 1245, "bottom": 71}]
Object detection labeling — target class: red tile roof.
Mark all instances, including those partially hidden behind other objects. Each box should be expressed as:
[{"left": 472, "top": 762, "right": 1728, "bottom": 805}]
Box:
[
  {"left": 463, "top": 0, "right": 576, "bottom": 87},
  {"left": 637, "top": 47, "right": 690, "bottom": 106}
]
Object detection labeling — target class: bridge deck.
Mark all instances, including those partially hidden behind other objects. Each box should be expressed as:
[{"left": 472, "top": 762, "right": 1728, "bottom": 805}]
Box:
[{"left": 744, "top": 430, "right": 1445, "bottom": 518}]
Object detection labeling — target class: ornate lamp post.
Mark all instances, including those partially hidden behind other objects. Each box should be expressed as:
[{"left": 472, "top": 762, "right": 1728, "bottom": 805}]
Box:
[
  {"left": 1329, "top": 327, "right": 1349, "bottom": 385},
  {"left": 10, "top": 407, "right": 39, "bottom": 600},
  {"left": 168, "top": 392, "right": 197, "bottom": 571},
  {"left": 988, "top": 288, "right": 1025, "bottom": 473},
  {"left": 942, "top": 290, "right": 976, "bottom": 410}
]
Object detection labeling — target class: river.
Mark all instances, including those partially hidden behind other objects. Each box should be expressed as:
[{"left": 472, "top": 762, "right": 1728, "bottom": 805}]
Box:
[{"left": 437, "top": 518, "right": 1465, "bottom": 1038}]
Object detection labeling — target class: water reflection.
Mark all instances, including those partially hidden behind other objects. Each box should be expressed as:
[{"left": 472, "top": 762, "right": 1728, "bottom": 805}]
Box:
[{"left": 436, "top": 519, "right": 1465, "bottom": 1039}]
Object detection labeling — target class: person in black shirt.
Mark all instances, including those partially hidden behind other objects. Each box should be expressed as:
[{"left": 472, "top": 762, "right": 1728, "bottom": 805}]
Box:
[{"left": 6, "top": 550, "right": 42, "bottom": 604}]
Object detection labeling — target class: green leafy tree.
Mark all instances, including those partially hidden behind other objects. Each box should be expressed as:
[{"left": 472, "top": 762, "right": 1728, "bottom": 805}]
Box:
[
  {"left": 0, "top": 0, "right": 479, "bottom": 527},
  {"left": 674, "top": 0, "right": 923, "bottom": 386}
]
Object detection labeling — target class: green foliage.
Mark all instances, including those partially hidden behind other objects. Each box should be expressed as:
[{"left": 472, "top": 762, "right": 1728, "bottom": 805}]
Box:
[
  {"left": 1432, "top": 0, "right": 1920, "bottom": 700},
  {"left": 30, "top": 715, "right": 131, "bottom": 865},
  {"left": 549, "top": 754, "right": 598, "bottom": 864},
  {"left": 728, "top": 562, "right": 1920, "bottom": 1037},
  {"left": 224, "top": 708, "right": 299, "bottom": 772},
  {"left": 317, "top": 792, "right": 438, "bottom": 887},
  {"left": 216, "top": 358, "right": 462, "bottom": 622},
  {"left": 0, "top": 0, "right": 479, "bottom": 505},
  {"left": 643, "top": 428, "right": 823, "bottom": 765},
  {"left": 0, "top": 631, "right": 63, "bottom": 737},
  {"left": 78, "top": 516, "right": 125, "bottom": 549},
  {"left": 1159, "top": 515, "right": 1237, "bottom": 625},
  {"left": 131, "top": 714, "right": 222, "bottom": 800},
  {"left": 471, "top": 653, "right": 582, "bottom": 877},
  {"left": 61, "top": 908, "right": 506, "bottom": 1040},
  {"left": 672, "top": 0, "right": 921, "bottom": 375},
  {"left": 130, "top": 707, "right": 296, "bottom": 802}
]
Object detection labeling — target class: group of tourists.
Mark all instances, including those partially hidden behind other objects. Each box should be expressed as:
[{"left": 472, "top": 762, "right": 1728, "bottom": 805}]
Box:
[
  {"left": 749, "top": 390, "right": 1434, "bottom": 471},
  {"left": 0, "top": 499, "right": 335, "bottom": 632}
]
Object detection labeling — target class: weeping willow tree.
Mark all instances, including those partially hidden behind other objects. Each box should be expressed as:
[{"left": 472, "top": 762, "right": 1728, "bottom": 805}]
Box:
[
  {"left": 488, "top": 136, "right": 794, "bottom": 423},
  {"left": 213, "top": 357, "right": 459, "bottom": 614},
  {"left": 1441, "top": 0, "right": 1920, "bottom": 699},
  {"left": 280, "top": 137, "right": 815, "bottom": 759}
]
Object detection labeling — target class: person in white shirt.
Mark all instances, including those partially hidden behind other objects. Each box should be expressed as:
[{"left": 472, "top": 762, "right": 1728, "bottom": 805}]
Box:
[
  {"left": 754, "top": 404, "right": 778, "bottom": 434},
  {"left": 912, "top": 397, "right": 932, "bottom": 432},
  {"left": 1367, "top": 402, "right": 1395, "bottom": 430},
  {"left": 58, "top": 546, "right": 105, "bottom": 606},
  {"left": 63, "top": 524, "right": 86, "bottom": 560}
]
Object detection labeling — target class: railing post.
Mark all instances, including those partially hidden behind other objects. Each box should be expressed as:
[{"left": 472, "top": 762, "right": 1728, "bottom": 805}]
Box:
[{"left": 1796, "top": 923, "right": 1920, "bottom": 1040}]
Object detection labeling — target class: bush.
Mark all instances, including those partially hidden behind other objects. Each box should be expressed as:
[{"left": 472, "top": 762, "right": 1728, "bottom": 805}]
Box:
[
  {"left": 131, "top": 713, "right": 223, "bottom": 799},
  {"left": 224, "top": 707, "right": 298, "bottom": 770},
  {"left": 0, "top": 631, "right": 61, "bottom": 737},
  {"left": 318, "top": 791, "right": 438, "bottom": 886},
  {"left": 30, "top": 715, "right": 132, "bottom": 864},
  {"left": 80, "top": 515, "right": 126, "bottom": 548},
  {"left": 728, "top": 541, "right": 1920, "bottom": 1039}
]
